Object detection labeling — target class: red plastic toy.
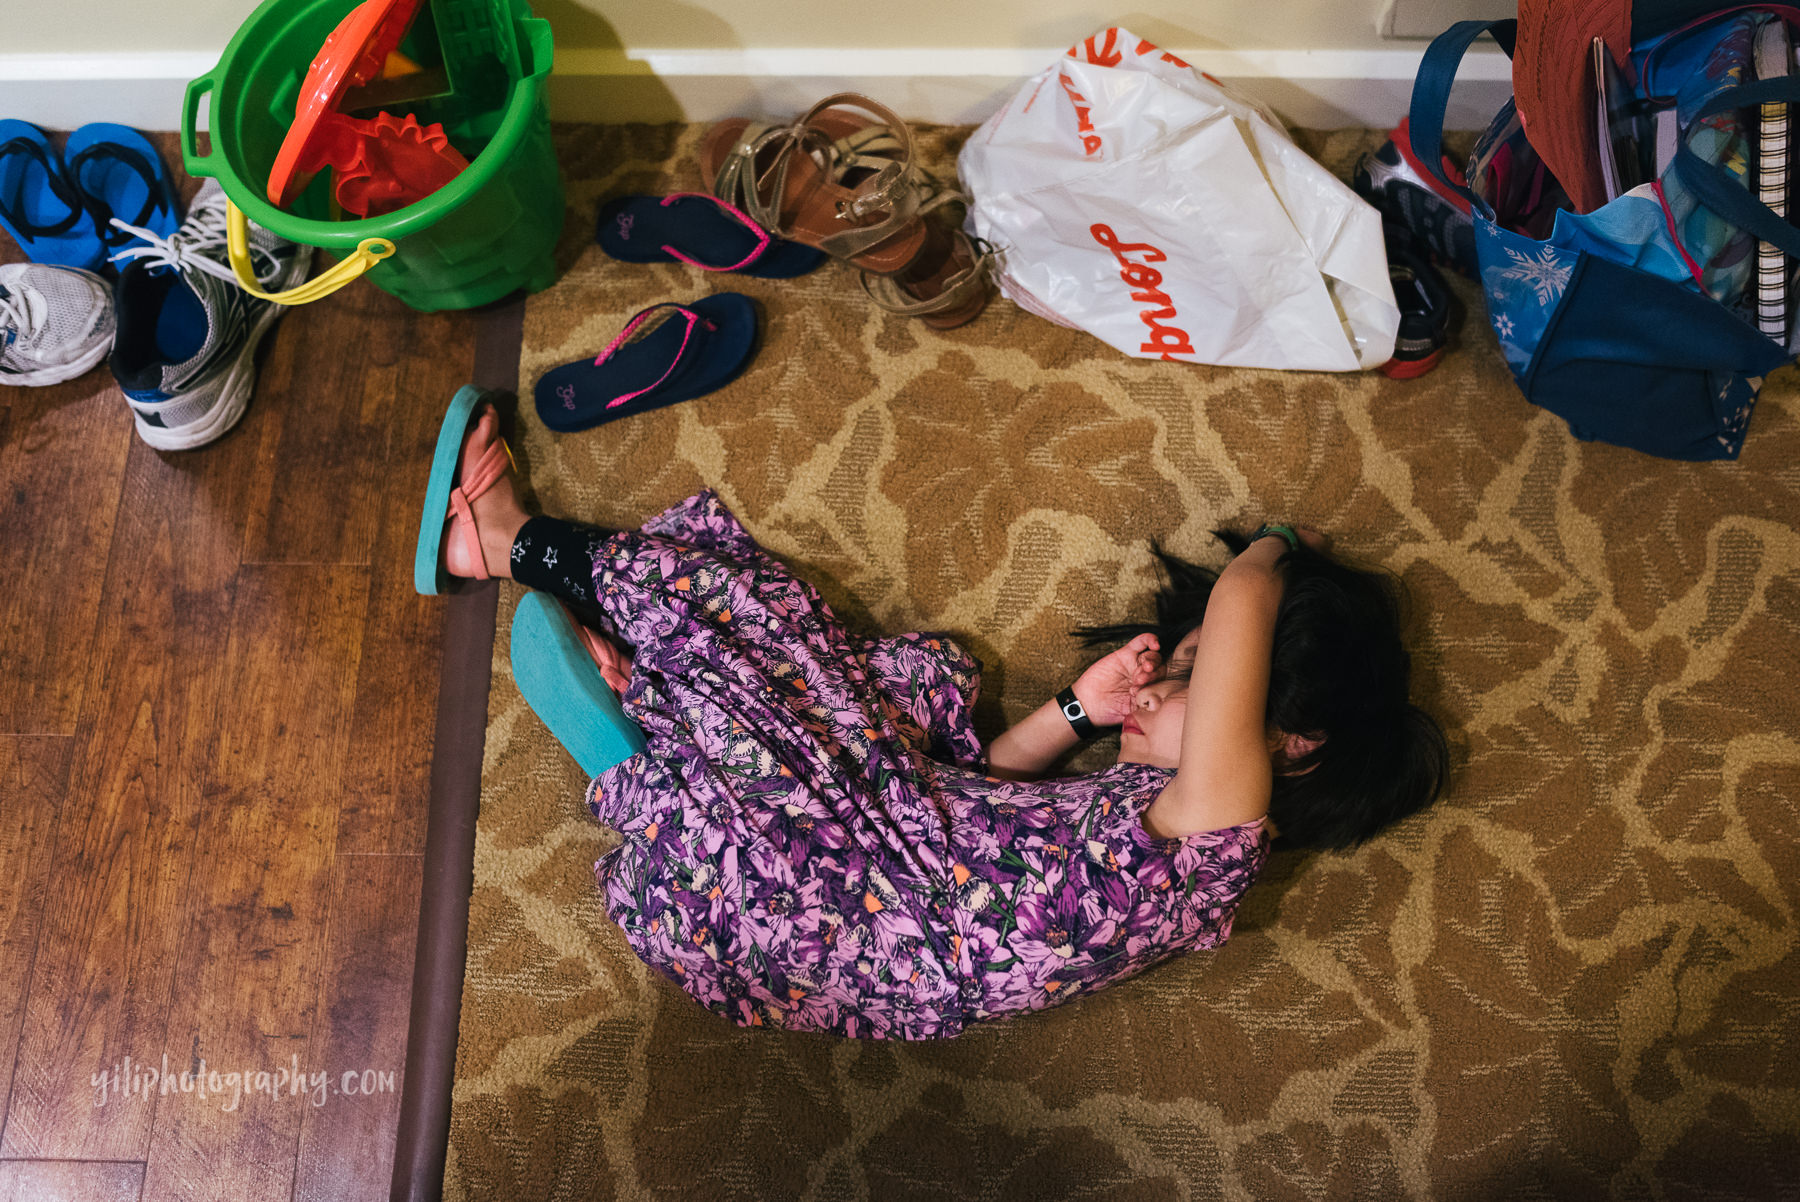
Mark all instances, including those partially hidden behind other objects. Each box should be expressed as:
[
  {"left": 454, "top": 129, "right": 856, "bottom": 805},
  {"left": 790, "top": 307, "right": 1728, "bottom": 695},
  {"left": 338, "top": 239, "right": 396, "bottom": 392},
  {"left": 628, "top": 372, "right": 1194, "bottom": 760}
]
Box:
[{"left": 267, "top": 0, "right": 470, "bottom": 218}]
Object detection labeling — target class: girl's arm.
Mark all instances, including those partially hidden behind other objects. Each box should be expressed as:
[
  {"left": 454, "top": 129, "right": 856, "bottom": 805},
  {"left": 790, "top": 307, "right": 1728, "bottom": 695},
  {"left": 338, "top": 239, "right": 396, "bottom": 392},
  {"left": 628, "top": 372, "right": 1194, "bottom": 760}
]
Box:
[
  {"left": 987, "top": 632, "right": 1161, "bottom": 781},
  {"left": 1143, "top": 535, "right": 1290, "bottom": 838},
  {"left": 985, "top": 698, "right": 1084, "bottom": 780}
]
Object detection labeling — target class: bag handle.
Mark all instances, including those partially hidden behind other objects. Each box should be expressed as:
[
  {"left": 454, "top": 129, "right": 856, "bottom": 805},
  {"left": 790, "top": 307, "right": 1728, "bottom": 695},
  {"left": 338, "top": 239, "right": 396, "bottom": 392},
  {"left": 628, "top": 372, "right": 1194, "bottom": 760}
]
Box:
[
  {"left": 1670, "top": 73, "right": 1800, "bottom": 259},
  {"left": 181, "top": 73, "right": 218, "bottom": 177},
  {"left": 1413, "top": 14, "right": 1800, "bottom": 262},
  {"left": 1407, "top": 19, "right": 1518, "bottom": 218},
  {"left": 225, "top": 199, "right": 394, "bottom": 306},
  {"left": 1638, "top": 5, "right": 1800, "bottom": 97}
]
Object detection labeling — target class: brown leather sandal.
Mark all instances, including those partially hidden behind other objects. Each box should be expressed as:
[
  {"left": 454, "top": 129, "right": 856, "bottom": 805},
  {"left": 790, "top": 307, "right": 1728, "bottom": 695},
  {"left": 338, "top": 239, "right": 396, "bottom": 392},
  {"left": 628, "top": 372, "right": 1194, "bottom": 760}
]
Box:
[
  {"left": 701, "top": 95, "right": 931, "bottom": 275},
  {"left": 865, "top": 222, "right": 995, "bottom": 330},
  {"left": 702, "top": 94, "right": 991, "bottom": 325}
]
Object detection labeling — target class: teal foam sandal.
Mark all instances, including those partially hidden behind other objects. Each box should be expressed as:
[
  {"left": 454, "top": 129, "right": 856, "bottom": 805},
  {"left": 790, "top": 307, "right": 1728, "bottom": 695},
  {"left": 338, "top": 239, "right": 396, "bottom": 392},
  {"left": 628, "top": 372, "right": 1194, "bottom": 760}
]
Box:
[
  {"left": 415, "top": 384, "right": 510, "bottom": 596},
  {"left": 511, "top": 592, "right": 646, "bottom": 776}
]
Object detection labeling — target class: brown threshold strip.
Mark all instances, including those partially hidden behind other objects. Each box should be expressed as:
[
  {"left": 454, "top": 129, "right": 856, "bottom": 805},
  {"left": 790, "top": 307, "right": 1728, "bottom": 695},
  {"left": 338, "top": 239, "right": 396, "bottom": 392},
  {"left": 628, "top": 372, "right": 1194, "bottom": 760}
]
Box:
[{"left": 390, "top": 296, "right": 525, "bottom": 1202}]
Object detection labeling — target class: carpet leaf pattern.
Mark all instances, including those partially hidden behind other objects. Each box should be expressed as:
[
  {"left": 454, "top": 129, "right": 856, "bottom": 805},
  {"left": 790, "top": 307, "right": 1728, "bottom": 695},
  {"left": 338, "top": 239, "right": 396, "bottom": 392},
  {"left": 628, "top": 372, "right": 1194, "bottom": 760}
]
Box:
[{"left": 444, "top": 123, "right": 1800, "bottom": 1201}]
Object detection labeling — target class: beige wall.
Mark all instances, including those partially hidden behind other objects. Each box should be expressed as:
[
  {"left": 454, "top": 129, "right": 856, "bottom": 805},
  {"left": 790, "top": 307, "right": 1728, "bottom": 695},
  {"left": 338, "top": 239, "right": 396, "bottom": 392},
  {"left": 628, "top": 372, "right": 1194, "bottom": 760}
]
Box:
[
  {"left": 7, "top": 0, "right": 258, "bottom": 54},
  {"left": 532, "top": 0, "right": 1401, "bottom": 53},
  {"left": 3, "top": 0, "right": 1515, "bottom": 130},
  {"left": 13, "top": 0, "right": 1447, "bottom": 57}
]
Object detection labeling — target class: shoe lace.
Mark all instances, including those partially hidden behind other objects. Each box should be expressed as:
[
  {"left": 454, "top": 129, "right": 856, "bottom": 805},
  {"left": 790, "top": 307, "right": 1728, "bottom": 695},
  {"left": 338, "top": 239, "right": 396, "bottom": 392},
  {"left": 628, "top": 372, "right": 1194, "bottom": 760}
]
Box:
[
  {"left": 108, "top": 202, "right": 271, "bottom": 287},
  {"left": 0, "top": 286, "right": 39, "bottom": 345}
]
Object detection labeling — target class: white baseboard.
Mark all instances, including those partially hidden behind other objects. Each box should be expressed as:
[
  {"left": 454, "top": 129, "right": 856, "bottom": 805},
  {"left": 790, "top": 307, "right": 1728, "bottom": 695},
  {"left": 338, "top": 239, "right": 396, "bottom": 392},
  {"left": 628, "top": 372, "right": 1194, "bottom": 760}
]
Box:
[
  {"left": 0, "top": 53, "right": 218, "bottom": 138},
  {"left": 547, "top": 45, "right": 1511, "bottom": 130},
  {"left": 0, "top": 45, "right": 1511, "bottom": 138}
]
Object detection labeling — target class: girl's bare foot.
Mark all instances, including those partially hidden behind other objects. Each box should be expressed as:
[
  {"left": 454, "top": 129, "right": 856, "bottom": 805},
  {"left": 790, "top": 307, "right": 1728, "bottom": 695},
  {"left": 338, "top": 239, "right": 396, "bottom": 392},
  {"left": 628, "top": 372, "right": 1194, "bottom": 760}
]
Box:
[{"left": 443, "top": 404, "right": 530, "bottom": 580}]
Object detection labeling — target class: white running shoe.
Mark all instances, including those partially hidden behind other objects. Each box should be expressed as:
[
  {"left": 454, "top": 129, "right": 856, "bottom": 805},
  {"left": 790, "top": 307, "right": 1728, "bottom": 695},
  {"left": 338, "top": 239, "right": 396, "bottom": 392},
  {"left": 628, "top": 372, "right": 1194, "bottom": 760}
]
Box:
[
  {"left": 108, "top": 179, "right": 311, "bottom": 450},
  {"left": 0, "top": 262, "right": 115, "bottom": 387}
]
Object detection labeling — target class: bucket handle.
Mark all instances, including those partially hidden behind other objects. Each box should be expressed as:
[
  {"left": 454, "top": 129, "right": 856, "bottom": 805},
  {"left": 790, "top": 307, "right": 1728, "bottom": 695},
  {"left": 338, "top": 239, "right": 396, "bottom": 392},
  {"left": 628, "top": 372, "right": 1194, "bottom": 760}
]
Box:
[
  {"left": 226, "top": 200, "right": 395, "bottom": 306},
  {"left": 182, "top": 74, "right": 218, "bottom": 177}
]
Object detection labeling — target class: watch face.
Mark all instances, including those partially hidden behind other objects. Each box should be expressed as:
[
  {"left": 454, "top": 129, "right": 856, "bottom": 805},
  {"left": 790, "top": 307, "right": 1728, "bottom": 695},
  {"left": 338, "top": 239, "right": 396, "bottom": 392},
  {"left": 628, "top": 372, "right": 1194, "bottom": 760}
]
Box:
[{"left": 1058, "top": 688, "right": 1093, "bottom": 736}]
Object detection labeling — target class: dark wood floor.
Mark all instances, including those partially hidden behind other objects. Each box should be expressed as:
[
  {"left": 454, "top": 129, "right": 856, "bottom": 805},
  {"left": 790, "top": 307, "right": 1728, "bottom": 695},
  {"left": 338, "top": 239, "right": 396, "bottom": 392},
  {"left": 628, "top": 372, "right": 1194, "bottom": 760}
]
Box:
[{"left": 1, "top": 177, "right": 484, "bottom": 1198}]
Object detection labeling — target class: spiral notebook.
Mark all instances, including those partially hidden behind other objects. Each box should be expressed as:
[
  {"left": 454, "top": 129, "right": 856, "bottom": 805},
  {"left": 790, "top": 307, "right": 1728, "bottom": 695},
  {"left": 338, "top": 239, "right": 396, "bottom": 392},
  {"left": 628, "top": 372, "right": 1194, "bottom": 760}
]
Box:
[{"left": 1753, "top": 17, "right": 1792, "bottom": 341}]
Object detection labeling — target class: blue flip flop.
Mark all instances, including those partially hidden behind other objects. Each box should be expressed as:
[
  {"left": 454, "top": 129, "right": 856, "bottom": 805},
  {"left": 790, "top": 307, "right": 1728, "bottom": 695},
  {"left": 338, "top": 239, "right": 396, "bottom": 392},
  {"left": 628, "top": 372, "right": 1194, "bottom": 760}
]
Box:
[
  {"left": 596, "top": 192, "right": 825, "bottom": 278},
  {"left": 0, "top": 120, "right": 103, "bottom": 269},
  {"left": 415, "top": 384, "right": 511, "bottom": 596},
  {"left": 511, "top": 592, "right": 646, "bottom": 776},
  {"left": 63, "top": 123, "right": 179, "bottom": 261},
  {"left": 534, "top": 293, "right": 758, "bottom": 434}
]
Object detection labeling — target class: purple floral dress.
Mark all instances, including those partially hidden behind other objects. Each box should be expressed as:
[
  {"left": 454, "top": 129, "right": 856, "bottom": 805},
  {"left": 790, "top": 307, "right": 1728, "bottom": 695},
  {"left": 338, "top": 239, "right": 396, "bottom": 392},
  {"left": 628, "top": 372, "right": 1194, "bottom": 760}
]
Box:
[{"left": 584, "top": 491, "right": 1269, "bottom": 1040}]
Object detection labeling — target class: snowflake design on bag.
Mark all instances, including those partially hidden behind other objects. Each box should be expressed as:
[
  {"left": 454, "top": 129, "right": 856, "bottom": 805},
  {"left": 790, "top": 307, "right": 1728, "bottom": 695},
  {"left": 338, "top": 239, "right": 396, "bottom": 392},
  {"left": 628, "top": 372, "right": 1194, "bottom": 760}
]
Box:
[
  {"left": 1497, "top": 245, "right": 1574, "bottom": 307},
  {"left": 1493, "top": 314, "right": 1515, "bottom": 338}
]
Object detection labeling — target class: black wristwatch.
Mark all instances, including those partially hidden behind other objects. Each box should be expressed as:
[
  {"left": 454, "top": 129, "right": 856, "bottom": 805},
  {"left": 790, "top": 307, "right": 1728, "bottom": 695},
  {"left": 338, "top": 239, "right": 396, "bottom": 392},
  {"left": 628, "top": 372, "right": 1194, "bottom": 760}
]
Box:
[{"left": 1056, "top": 686, "right": 1097, "bottom": 739}]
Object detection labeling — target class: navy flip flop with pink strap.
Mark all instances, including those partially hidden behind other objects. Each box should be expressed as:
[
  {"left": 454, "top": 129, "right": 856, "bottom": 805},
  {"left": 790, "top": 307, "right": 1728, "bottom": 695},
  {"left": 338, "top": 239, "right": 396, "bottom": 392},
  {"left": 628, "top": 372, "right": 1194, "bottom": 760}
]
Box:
[
  {"left": 533, "top": 293, "right": 758, "bottom": 433},
  {"left": 596, "top": 192, "right": 825, "bottom": 278}
]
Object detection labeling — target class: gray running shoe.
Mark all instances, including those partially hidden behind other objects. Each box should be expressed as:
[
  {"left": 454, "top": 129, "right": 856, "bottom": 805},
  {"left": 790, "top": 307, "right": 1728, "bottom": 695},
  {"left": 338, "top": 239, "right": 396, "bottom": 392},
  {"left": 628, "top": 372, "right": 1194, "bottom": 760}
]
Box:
[
  {"left": 0, "top": 262, "right": 114, "bottom": 387},
  {"left": 108, "top": 179, "right": 311, "bottom": 450}
]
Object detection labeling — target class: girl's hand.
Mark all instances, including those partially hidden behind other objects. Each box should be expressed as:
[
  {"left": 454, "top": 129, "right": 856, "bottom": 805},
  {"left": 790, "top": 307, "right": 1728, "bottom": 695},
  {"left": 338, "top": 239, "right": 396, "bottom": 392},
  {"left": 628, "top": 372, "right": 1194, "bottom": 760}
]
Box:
[{"left": 1072, "top": 632, "right": 1162, "bottom": 727}]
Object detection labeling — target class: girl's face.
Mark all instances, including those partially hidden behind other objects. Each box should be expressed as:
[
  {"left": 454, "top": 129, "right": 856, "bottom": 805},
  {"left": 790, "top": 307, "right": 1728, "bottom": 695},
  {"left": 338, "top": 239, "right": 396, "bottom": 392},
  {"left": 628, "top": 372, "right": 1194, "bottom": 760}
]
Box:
[{"left": 1118, "top": 626, "right": 1202, "bottom": 770}]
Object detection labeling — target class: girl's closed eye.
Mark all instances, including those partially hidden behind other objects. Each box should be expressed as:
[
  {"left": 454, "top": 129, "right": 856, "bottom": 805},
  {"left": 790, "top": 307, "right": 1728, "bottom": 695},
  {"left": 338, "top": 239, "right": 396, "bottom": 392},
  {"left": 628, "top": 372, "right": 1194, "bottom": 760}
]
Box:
[{"left": 1155, "top": 625, "right": 1203, "bottom": 686}]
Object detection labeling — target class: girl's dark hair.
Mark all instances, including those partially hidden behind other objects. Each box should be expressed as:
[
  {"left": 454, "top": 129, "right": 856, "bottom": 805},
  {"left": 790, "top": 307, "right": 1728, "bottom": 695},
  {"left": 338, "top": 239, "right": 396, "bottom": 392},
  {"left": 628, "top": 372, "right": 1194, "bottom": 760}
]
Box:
[{"left": 1076, "top": 534, "right": 1449, "bottom": 850}]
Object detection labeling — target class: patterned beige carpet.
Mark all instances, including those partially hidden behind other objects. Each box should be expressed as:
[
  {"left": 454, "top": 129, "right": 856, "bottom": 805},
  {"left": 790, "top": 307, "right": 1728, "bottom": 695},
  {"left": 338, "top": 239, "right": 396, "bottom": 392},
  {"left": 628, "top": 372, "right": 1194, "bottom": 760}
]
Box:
[{"left": 442, "top": 123, "right": 1800, "bottom": 1200}]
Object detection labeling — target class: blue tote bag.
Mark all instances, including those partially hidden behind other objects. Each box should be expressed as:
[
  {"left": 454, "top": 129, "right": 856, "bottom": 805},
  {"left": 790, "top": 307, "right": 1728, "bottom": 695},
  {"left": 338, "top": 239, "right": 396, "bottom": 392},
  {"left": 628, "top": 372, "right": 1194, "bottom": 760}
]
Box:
[{"left": 1409, "top": 16, "right": 1797, "bottom": 461}]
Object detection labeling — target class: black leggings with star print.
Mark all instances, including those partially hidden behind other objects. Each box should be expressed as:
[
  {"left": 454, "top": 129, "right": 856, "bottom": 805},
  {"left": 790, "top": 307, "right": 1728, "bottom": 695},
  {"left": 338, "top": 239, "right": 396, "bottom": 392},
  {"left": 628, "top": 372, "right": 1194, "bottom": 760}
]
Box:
[{"left": 509, "top": 516, "right": 616, "bottom": 623}]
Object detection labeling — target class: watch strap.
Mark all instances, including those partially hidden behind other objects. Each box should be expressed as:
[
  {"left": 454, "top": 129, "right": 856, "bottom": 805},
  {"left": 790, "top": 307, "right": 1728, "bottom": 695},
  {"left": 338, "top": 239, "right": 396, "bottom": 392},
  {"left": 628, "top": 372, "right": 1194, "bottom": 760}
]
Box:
[
  {"left": 1056, "top": 686, "right": 1097, "bottom": 739},
  {"left": 1250, "top": 523, "right": 1300, "bottom": 552}
]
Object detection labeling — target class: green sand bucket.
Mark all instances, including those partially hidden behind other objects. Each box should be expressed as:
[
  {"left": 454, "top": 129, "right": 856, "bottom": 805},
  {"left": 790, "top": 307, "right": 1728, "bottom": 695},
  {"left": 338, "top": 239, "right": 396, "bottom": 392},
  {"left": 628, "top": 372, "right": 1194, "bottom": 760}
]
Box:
[{"left": 181, "top": 0, "right": 562, "bottom": 312}]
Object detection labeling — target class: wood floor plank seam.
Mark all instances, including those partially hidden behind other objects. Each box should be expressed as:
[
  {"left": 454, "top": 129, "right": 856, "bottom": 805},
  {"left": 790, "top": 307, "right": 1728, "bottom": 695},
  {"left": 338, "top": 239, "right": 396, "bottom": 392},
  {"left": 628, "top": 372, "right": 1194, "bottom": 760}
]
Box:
[
  {"left": 236, "top": 559, "right": 379, "bottom": 568},
  {"left": 0, "top": 1156, "right": 147, "bottom": 1202},
  {"left": 0, "top": 1157, "right": 149, "bottom": 1165},
  {"left": 0, "top": 737, "right": 73, "bottom": 1157}
]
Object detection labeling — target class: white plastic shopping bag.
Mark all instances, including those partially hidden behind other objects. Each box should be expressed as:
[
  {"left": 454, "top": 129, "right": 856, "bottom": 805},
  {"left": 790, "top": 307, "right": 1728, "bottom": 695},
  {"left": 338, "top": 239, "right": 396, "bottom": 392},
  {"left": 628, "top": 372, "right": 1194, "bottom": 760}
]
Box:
[{"left": 959, "top": 28, "right": 1399, "bottom": 372}]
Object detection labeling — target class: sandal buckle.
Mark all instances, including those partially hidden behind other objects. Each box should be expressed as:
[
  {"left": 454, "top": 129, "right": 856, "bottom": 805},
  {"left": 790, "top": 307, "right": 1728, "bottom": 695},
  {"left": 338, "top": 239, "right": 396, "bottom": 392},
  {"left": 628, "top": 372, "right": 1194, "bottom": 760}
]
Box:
[{"left": 836, "top": 195, "right": 886, "bottom": 222}]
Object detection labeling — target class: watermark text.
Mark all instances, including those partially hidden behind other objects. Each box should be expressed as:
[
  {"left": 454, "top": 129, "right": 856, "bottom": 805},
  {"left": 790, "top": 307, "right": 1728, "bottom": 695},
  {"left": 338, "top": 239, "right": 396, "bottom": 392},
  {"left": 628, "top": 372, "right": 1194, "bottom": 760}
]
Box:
[{"left": 93, "top": 1054, "right": 398, "bottom": 1112}]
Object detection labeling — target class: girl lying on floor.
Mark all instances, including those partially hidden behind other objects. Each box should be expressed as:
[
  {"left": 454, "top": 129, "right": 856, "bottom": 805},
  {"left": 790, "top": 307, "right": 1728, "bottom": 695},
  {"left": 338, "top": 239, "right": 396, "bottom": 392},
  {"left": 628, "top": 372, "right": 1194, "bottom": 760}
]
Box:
[{"left": 416, "top": 387, "right": 1449, "bottom": 1040}]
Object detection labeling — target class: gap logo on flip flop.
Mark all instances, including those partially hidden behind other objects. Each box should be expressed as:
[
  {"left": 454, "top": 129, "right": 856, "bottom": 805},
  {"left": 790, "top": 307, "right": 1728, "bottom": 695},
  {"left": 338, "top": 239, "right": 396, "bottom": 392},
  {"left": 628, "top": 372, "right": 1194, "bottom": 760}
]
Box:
[{"left": 1090, "top": 224, "right": 1196, "bottom": 361}]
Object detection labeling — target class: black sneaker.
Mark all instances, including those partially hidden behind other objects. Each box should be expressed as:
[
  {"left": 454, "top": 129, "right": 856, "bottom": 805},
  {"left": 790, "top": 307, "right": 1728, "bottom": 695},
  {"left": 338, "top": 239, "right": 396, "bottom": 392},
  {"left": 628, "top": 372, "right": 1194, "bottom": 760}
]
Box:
[
  {"left": 1353, "top": 118, "right": 1479, "bottom": 278},
  {"left": 1380, "top": 227, "right": 1451, "bottom": 380}
]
